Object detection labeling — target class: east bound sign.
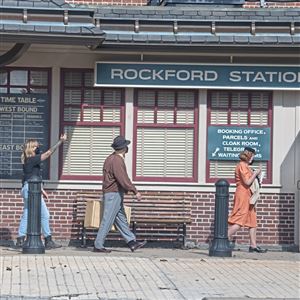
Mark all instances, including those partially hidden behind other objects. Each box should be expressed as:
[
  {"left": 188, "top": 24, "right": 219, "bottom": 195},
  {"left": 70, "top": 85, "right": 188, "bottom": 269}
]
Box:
[{"left": 95, "top": 62, "right": 300, "bottom": 90}]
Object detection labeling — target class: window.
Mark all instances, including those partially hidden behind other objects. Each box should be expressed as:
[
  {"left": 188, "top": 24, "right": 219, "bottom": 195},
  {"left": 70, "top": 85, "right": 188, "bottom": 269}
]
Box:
[
  {"left": 133, "top": 89, "right": 198, "bottom": 182},
  {"left": 0, "top": 67, "right": 51, "bottom": 180},
  {"left": 0, "top": 68, "right": 49, "bottom": 94},
  {"left": 207, "top": 90, "right": 272, "bottom": 183},
  {"left": 60, "top": 69, "right": 125, "bottom": 180}
]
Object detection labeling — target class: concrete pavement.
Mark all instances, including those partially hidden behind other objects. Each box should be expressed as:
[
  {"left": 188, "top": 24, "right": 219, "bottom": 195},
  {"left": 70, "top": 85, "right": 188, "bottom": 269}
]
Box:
[{"left": 0, "top": 245, "right": 299, "bottom": 300}]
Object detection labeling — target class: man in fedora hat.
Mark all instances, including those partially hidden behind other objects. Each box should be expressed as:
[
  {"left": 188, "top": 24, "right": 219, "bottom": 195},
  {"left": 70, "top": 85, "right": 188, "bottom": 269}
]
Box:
[{"left": 93, "top": 135, "right": 146, "bottom": 253}]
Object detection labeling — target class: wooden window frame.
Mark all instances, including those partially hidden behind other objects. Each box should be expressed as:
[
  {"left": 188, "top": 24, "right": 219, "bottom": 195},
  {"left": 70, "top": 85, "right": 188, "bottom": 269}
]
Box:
[
  {"left": 206, "top": 90, "right": 273, "bottom": 184},
  {"left": 59, "top": 68, "right": 125, "bottom": 180},
  {"left": 133, "top": 88, "right": 199, "bottom": 183}
]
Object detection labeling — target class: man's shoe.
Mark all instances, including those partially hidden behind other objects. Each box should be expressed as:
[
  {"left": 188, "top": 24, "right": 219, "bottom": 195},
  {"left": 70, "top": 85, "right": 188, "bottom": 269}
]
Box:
[
  {"left": 249, "top": 246, "right": 267, "bottom": 253},
  {"left": 129, "top": 240, "right": 147, "bottom": 252},
  {"left": 45, "top": 236, "right": 62, "bottom": 250},
  {"left": 93, "top": 247, "right": 111, "bottom": 253}
]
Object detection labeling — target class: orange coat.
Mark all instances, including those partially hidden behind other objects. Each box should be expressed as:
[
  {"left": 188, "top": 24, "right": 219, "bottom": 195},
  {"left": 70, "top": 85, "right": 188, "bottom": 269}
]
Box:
[{"left": 228, "top": 161, "right": 257, "bottom": 228}]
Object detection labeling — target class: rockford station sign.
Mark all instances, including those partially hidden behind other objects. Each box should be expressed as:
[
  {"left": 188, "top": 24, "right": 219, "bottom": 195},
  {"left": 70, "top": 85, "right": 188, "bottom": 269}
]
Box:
[{"left": 95, "top": 62, "right": 300, "bottom": 90}]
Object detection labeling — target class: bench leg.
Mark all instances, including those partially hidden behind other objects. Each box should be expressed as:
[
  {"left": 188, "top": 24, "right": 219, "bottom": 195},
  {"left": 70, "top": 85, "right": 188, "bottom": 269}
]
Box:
[
  {"left": 182, "top": 223, "right": 187, "bottom": 249},
  {"left": 132, "top": 221, "right": 137, "bottom": 236},
  {"left": 81, "top": 222, "right": 87, "bottom": 248}
]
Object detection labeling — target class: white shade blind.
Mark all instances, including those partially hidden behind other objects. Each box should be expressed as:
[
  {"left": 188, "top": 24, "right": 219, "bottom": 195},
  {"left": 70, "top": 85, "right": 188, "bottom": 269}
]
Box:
[
  {"left": 30, "top": 70, "right": 48, "bottom": 86},
  {"left": 62, "top": 126, "right": 120, "bottom": 176},
  {"left": 209, "top": 161, "right": 268, "bottom": 178},
  {"left": 136, "top": 128, "right": 194, "bottom": 177},
  {"left": 64, "top": 89, "right": 81, "bottom": 105}
]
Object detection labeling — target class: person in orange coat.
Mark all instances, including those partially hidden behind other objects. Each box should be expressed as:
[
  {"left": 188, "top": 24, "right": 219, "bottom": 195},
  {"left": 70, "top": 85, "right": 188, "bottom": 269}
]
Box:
[{"left": 228, "top": 147, "right": 267, "bottom": 253}]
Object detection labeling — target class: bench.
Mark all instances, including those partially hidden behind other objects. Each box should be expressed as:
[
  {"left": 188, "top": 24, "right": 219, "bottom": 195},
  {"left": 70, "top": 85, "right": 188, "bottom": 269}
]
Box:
[
  {"left": 74, "top": 192, "right": 191, "bottom": 248},
  {"left": 127, "top": 196, "right": 191, "bottom": 248}
]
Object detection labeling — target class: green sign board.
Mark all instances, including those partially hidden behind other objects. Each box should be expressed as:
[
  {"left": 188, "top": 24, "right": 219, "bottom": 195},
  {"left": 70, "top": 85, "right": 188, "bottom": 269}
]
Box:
[
  {"left": 95, "top": 62, "right": 300, "bottom": 90},
  {"left": 207, "top": 126, "right": 271, "bottom": 161}
]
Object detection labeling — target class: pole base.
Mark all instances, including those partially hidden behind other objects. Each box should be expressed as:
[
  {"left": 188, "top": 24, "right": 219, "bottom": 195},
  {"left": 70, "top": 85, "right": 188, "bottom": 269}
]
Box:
[
  {"left": 209, "top": 238, "right": 232, "bottom": 257},
  {"left": 22, "top": 235, "right": 45, "bottom": 254}
]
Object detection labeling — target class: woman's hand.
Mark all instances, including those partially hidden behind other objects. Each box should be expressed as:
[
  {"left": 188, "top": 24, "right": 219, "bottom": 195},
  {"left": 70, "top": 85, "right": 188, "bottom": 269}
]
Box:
[
  {"left": 254, "top": 167, "right": 262, "bottom": 176},
  {"left": 41, "top": 133, "right": 67, "bottom": 161},
  {"left": 136, "top": 192, "right": 142, "bottom": 201},
  {"left": 60, "top": 133, "right": 67, "bottom": 142}
]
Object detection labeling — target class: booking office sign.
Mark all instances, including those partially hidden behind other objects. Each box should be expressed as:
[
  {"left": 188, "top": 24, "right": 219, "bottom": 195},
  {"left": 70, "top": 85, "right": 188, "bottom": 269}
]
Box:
[{"left": 207, "top": 126, "right": 271, "bottom": 161}]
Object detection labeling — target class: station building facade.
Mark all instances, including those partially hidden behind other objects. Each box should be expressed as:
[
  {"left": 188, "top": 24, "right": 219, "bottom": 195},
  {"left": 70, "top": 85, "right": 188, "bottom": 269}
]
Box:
[{"left": 0, "top": 0, "right": 299, "bottom": 250}]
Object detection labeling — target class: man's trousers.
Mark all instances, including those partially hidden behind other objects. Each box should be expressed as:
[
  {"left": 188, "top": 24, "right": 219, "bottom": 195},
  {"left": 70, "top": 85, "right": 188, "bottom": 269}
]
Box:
[{"left": 94, "top": 192, "right": 135, "bottom": 249}]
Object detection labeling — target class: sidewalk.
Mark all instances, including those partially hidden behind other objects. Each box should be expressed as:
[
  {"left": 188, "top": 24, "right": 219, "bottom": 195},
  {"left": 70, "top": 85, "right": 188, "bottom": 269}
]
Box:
[{"left": 0, "top": 245, "right": 299, "bottom": 300}]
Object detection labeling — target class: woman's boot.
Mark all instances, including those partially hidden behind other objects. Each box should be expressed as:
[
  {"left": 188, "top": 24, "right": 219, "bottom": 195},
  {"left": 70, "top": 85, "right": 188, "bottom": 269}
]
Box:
[{"left": 44, "top": 236, "right": 62, "bottom": 250}]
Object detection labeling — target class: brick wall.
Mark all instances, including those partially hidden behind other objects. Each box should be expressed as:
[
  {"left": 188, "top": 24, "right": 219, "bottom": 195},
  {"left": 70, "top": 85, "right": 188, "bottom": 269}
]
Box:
[
  {"left": 66, "top": 0, "right": 147, "bottom": 5},
  {"left": 0, "top": 188, "right": 295, "bottom": 247},
  {"left": 66, "top": 0, "right": 300, "bottom": 7},
  {"left": 244, "top": 1, "right": 300, "bottom": 8},
  {"left": 187, "top": 191, "right": 295, "bottom": 245}
]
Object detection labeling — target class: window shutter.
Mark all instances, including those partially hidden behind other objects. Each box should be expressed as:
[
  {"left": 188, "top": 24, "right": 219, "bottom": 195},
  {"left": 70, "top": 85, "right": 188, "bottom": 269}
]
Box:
[
  {"left": 251, "top": 92, "right": 269, "bottom": 125},
  {"left": 138, "top": 108, "right": 155, "bottom": 123},
  {"left": 84, "top": 90, "right": 101, "bottom": 105},
  {"left": 210, "top": 91, "right": 229, "bottom": 124},
  {"left": 64, "top": 72, "right": 81, "bottom": 86},
  {"left": 177, "top": 91, "right": 195, "bottom": 124},
  {"left": 157, "top": 90, "right": 175, "bottom": 124},
  {"left": 64, "top": 89, "right": 81, "bottom": 105},
  {"left": 231, "top": 92, "right": 248, "bottom": 125},
  {"left": 30, "top": 71, "right": 48, "bottom": 86},
  {"left": 103, "top": 90, "right": 122, "bottom": 122},
  {"left": 250, "top": 111, "right": 268, "bottom": 125},
  {"left": 62, "top": 126, "right": 120, "bottom": 176},
  {"left": 83, "top": 108, "right": 101, "bottom": 122},
  {"left": 137, "top": 90, "right": 155, "bottom": 123},
  {"left": 136, "top": 128, "right": 194, "bottom": 177},
  {"left": 210, "top": 161, "right": 268, "bottom": 178},
  {"left": 64, "top": 107, "right": 81, "bottom": 122},
  {"left": 84, "top": 72, "right": 93, "bottom": 87},
  {"left": 210, "top": 161, "right": 237, "bottom": 178}
]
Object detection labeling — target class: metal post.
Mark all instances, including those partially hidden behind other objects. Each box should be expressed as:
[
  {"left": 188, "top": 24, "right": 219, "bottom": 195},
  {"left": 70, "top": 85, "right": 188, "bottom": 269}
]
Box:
[
  {"left": 209, "top": 179, "right": 232, "bottom": 257},
  {"left": 22, "top": 175, "right": 45, "bottom": 254}
]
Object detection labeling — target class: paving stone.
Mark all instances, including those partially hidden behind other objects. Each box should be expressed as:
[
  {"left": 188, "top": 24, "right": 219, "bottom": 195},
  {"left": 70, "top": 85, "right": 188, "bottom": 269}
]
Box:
[{"left": 0, "top": 247, "right": 299, "bottom": 300}]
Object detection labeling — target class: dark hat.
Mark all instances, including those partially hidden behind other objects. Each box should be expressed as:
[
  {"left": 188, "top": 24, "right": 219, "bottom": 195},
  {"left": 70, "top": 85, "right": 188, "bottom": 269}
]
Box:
[
  {"left": 111, "top": 135, "right": 130, "bottom": 150},
  {"left": 244, "top": 147, "right": 256, "bottom": 154}
]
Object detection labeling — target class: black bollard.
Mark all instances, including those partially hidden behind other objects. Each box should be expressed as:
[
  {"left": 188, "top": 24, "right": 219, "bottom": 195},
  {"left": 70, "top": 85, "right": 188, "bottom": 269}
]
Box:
[
  {"left": 209, "top": 179, "right": 232, "bottom": 257},
  {"left": 22, "top": 175, "right": 45, "bottom": 254}
]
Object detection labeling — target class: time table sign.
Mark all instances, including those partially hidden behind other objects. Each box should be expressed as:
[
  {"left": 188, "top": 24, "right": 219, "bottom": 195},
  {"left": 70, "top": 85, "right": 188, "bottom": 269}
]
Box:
[{"left": 0, "top": 94, "right": 49, "bottom": 179}]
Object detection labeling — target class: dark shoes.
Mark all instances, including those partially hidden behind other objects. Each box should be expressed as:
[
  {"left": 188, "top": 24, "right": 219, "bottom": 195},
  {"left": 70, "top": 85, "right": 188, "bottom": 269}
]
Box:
[
  {"left": 93, "top": 240, "right": 146, "bottom": 253},
  {"left": 249, "top": 246, "right": 268, "bottom": 253},
  {"left": 128, "top": 240, "right": 147, "bottom": 252},
  {"left": 93, "top": 247, "right": 111, "bottom": 253},
  {"left": 15, "top": 236, "right": 26, "bottom": 248},
  {"left": 45, "top": 236, "right": 62, "bottom": 250}
]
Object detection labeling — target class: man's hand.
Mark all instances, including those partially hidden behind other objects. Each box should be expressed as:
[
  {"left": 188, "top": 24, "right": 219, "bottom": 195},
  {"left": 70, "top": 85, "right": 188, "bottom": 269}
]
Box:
[{"left": 136, "top": 192, "right": 142, "bottom": 201}]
